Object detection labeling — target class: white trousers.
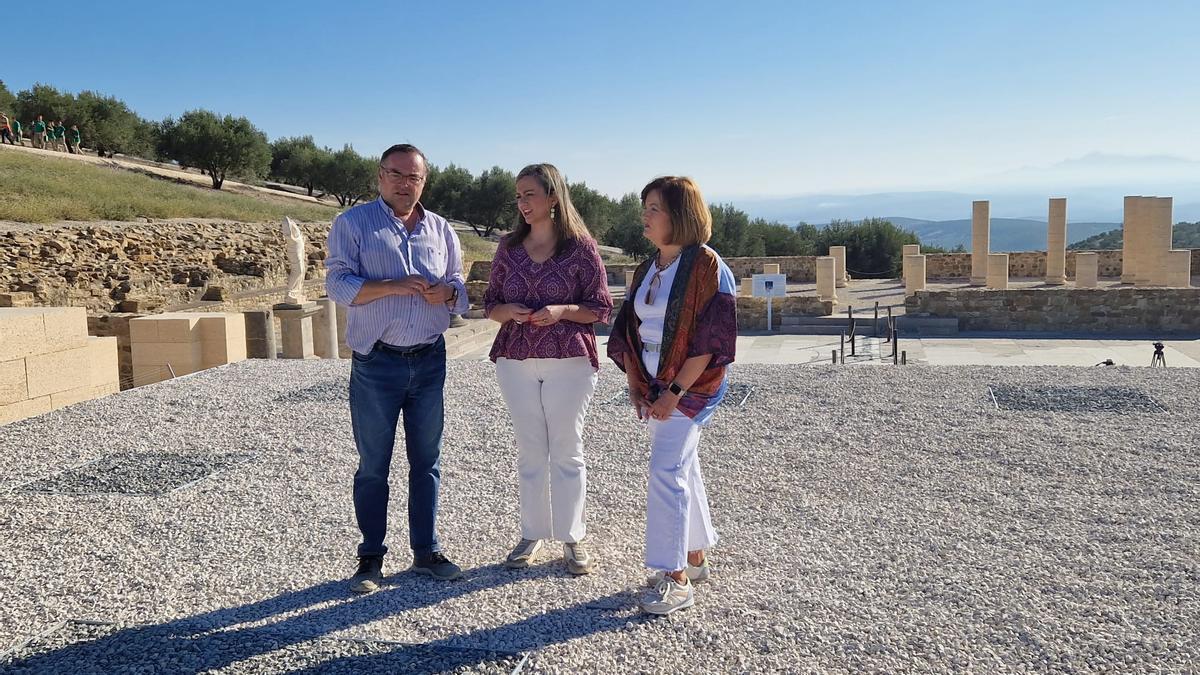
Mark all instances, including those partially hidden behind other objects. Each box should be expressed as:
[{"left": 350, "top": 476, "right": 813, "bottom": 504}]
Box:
[
  {"left": 496, "top": 357, "right": 597, "bottom": 543},
  {"left": 646, "top": 410, "right": 719, "bottom": 571}
]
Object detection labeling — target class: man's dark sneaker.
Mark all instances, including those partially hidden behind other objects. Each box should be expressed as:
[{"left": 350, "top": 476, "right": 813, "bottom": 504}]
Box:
[
  {"left": 410, "top": 551, "right": 462, "bottom": 580},
  {"left": 350, "top": 555, "right": 384, "bottom": 594}
]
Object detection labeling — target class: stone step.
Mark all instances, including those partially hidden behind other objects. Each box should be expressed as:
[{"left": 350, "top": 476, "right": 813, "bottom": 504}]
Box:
[
  {"left": 445, "top": 319, "right": 500, "bottom": 359},
  {"left": 896, "top": 316, "right": 959, "bottom": 336}
]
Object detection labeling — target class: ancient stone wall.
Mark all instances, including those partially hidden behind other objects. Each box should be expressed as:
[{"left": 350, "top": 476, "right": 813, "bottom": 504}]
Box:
[{"left": 906, "top": 287, "right": 1200, "bottom": 334}]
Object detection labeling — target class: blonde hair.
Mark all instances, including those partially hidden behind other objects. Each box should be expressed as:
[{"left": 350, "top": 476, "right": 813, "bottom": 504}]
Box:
[
  {"left": 640, "top": 176, "right": 711, "bottom": 246},
  {"left": 509, "top": 163, "right": 592, "bottom": 254}
]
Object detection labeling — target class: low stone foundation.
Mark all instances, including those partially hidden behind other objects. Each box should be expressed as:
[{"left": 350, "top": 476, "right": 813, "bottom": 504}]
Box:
[{"left": 906, "top": 287, "right": 1200, "bottom": 334}]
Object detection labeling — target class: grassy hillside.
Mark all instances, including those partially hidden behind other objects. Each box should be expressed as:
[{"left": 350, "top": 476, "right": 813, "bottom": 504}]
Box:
[
  {"left": 0, "top": 151, "right": 337, "bottom": 223},
  {"left": 1068, "top": 222, "right": 1200, "bottom": 250}
]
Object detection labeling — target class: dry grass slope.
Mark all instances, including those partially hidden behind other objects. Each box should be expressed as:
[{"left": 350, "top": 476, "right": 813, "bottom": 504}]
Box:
[{"left": 0, "top": 152, "right": 337, "bottom": 223}]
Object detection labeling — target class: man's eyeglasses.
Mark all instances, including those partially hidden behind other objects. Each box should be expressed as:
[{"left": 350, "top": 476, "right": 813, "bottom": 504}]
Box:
[{"left": 379, "top": 167, "right": 426, "bottom": 185}]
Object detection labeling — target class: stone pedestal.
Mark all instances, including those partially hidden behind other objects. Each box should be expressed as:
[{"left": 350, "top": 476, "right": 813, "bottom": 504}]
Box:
[
  {"left": 243, "top": 309, "right": 277, "bottom": 359},
  {"left": 902, "top": 244, "right": 920, "bottom": 284},
  {"left": 762, "top": 263, "right": 781, "bottom": 275},
  {"left": 816, "top": 257, "right": 837, "bottom": 302},
  {"left": 1148, "top": 197, "right": 1174, "bottom": 286},
  {"left": 828, "top": 246, "right": 847, "bottom": 287},
  {"left": 904, "top": 255, "right": 926, "bottom": 296},
  {"left": 1164, "top": 249, "right": 1192, "bottom": 287},
  {"left": 1046, "top": 198, "right": 1067, "bottom": 285},
  {"left": 971, "top": 200, "right": 990, "bottom": 286},
  {"left": 314, "top": 298, "right": 340, "bottom": 359},
  {"left": 274, "top": 302, "right": 320, "bottom": 359},
  {"left": 1132, "top": 197, "right": 1153, "bottom": 286},
  {"left": 1075, "top": 252, "right": 1099, "bottom": 288},
  {"left": 986, "top": 254, "right": 1009, "bottom": 290}
]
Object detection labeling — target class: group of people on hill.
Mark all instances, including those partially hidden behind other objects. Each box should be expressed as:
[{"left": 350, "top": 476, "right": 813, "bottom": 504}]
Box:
[
  {"left": 326, "top": 143, "right": 738, "bottom": 616},
  {"left": 0, "top": 113, "right": 81, "bottom": 153}
]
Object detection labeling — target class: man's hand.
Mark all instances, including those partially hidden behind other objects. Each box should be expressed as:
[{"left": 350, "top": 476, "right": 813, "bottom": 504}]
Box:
[
  {"left": 419, "top": 282, "right": 454, "bottom": 305},
  {"left": 528, "top": 304, "right": 567, "bottom": 327},
  {"left": 393, "top": 275, "right": 430, "bottom": 297}
]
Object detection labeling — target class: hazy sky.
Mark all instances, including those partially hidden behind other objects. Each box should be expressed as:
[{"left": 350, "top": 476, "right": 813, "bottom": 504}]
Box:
[{"left": 6, "top": 0, "right": 1198, "bottom": 199}]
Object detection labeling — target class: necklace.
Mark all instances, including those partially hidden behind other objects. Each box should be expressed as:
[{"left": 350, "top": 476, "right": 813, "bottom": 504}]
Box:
[{"left": 644, "top": 249, "right": 682, "bottom": 305}]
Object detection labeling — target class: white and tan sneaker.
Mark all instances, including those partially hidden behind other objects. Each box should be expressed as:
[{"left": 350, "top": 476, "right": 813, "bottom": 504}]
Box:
[
  {"left": 641, "top": 576, "right": 694, "bottom": 615},
  {"left": 564, "top": 541, "right": 595, "bottom": 575},
  {"left": 504, "top": 538, "right": 543, "bottom": 568},
  {"left": 646, "top": 557, "right": 710, "bottom": 587}
]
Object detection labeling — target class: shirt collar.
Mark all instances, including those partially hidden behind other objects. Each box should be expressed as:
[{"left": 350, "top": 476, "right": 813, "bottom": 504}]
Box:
[{"left": 376, "top": 197, "right": 428, "bottom": 232}]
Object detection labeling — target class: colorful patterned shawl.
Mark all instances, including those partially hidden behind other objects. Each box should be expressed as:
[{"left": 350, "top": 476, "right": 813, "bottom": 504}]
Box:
[{"left": 607, "top": 244, "right": 738, "bottom": 426}]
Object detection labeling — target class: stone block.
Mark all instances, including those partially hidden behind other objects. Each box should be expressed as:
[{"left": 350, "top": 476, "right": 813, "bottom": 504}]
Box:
[
  {"left": 0, "top": 358, "right": 27, "bottom": 405},
  {"left": 1074, "top": 252, "right": 1099, "bottom": 288},
  {"left": 50, "top": 382, "right": 120, "bottom": 410},
  {"left": 0, "top": 395, "right": 52, "bottom": 426},
  {"left": 0, "top": 307, "right": 88, "bottom": 362},
  {"left": 314, "top": 298, "right": 340, "bottom": 359},
  {"left": 816, "top": 257, "right": 837, "bottom": 302},
  {"left": 740, "top": 278, "right": 752, "bottom": 297},
  {"left": 987, "top": 254, "right": 1009, "bottom": 290},
  {"left": 828, "top": 247, "right": 847, "bottom": 287},
  {"left": 25, "top": 343, "right": 94, "bottom": 398},
  {"left": 971, "top": 200, "right": 990, "bottom": 286},
  {"left": 130, "top": 341, "right": 203, "bottom": 374},
  {"left": 84, "top": 337, "right": 120, "bottom": 389},
  {"left": 762, "top": 263, "right": 781, "bottom": 275},
  {"left": 1046, "top": 198, "right": 1067, "bottom": 285},
  {"left": 1164, "top": 249, "right": 1191, "bottom": 288},
  {"left": 0, "top": 292, "right": 35, "bottom": 307},
  {"left": 904, "top": 255, "right": 926, "bottom": 296},
  {"left": 197, "top": 314, "right": 248, "bottom": 368},
  {"left": 129, "top": 313, "right": 202, "bottom": 343},
  {"left": 243, "top": 310, "right": 276, "bottom": 359}
]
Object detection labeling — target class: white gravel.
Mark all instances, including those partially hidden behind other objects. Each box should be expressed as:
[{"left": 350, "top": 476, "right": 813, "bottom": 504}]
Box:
[{"left": 0, "top": 360, "right": 1197, "bottom": 673}]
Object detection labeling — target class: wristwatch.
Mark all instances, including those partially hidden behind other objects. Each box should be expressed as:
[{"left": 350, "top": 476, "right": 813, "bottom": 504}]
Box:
[{"left": 668, "top": 381, "right": 686, "bottom": 396}]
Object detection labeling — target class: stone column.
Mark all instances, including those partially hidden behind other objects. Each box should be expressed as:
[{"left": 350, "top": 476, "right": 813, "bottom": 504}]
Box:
[
  {"left": 986, "top": 254, "right": 1009, "bottom": 290},
  {"left": 243, "top": 309, "right": 276, "bottom": 359},
  {"left": 816, "top": 256, "right": 837, "bottom": 302},
  {"left": 904, "top": 254, "right": 926, "bottom": 296},
  {"left": 1148, "top": 197, "right": 1174, "bottom": 286},
  {"left": 902, "top": 244, "right": 920, "bottom": 285},
  {"left": 828, "top": 247, "right": 847, "bottom": 287},
  {"left": 1164, "top": 249, "right": 1192, "bottom": 287},
  {"left": 970, "top": 200, "right": 990, "bottom": 285},
  {"left": 762, "top": 263, "right": 781, "bottom": 275},
  {"left": 273, "top": 302, "right": 320, "bottom": 359},
  {"left": 1133, "top": 197, "right": 1153, "bottom": 286},
  {"left": 1121, "top": 195, "right": 1138, "bottom": 283},
  {"left": 313, "top": 297, "right": 340, "bottom": 359},
  {"left": 1046, "top": 198, "right": 1067, "bottom": 285},
  {"left": 1075, "top": 252, "right": 1099, "bottom": 288}
]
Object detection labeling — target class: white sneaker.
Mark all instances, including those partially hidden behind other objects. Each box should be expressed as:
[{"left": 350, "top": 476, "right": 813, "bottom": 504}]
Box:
[
  {"left": 504, "top": 538, "right": 543, "bottom": 568},
  {"left": 641, "top": 576, "right": 694, "bottom": 615},
  {"left": 564, "top": 541, "right": 595, "bottom": 575},
  {"left": 646, "top": 557, "right": 710, "bottom": 587}
]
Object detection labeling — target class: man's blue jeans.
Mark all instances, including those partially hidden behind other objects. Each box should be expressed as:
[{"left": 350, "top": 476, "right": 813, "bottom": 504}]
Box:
[{"left": 349, "top": 337, "right": 446, "bottom": 558}]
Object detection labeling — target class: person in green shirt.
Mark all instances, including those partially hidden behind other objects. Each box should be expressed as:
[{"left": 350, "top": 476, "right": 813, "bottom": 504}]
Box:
[
  {"left": 68, "top": 125, "right": 81, "bottom": 153},
  {"left": 31, "top": 115, "right": 46, "bottom": 149},
  {"left": 53, "top": 121, "right": 67, "bottom": 151},
  {"left": 11, "top": 119, "right": 21, "bottom": 145}
]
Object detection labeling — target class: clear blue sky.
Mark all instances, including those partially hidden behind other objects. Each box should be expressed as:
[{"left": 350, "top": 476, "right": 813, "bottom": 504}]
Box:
[{"left": 5, "top": 0, "right": 1198, "bottom": 199}]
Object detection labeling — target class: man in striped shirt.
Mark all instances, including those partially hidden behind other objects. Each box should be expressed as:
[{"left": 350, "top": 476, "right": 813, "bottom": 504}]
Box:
[{"left": 325, "top": 143, "right": 470, "bottom": 592}]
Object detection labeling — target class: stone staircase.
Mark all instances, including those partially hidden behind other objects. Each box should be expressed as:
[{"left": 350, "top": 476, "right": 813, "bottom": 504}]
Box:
[{"left": 444, "top": 318, "right": 501, "bottom": 359}]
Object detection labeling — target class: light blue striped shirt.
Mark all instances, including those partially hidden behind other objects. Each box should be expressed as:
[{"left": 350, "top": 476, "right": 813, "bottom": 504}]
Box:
[{"left": 325, "top": 198, "right": 470, "bottom": 354}]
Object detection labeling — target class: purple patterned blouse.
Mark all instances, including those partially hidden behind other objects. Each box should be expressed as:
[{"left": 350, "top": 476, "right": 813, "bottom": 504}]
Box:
[{"left": 484, "top": 235, "right": 613, "bottom": 370}]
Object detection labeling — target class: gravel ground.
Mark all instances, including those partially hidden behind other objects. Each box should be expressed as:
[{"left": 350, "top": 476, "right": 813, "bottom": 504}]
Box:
[{"left": 0, "top": 360, "right": 1197, "bottom": 673}]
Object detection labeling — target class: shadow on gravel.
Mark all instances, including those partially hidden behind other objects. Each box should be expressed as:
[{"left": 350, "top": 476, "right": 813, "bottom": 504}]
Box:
[{"left": 2, "top": 562, "right": 642, "bottom": 674}]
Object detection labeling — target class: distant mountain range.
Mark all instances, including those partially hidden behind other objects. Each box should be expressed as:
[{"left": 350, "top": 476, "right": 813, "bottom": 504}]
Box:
[{"left": 886, "top": 217, "right": 1120, "bottom": 252}]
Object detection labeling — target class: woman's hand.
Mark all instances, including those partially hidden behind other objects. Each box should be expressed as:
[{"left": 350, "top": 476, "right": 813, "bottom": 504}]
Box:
[
  {"left": 648, "top": 390, "right": 680, "bottom": 421},
  {"left": 528, "top": 304, "right": 566, "bottom": 327},
  {"left": 629, "top": 380, "right": 650, "bottom": 420},
  {"left": 496, "top": 303, "right": 532, "bottom": 324}
]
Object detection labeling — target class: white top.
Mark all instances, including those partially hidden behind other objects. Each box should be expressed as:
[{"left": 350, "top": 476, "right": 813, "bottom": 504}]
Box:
[{"left": 633, "top": 256, "right": 681, "bottom": 376}]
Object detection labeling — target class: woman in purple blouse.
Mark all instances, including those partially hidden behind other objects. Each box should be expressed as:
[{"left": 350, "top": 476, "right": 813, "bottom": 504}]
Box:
[{"left": 484, "top": 163, "right": 613, "bottom": 575}]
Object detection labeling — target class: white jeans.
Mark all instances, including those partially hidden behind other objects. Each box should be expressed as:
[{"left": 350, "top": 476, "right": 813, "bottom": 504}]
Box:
[
  {"left": 646, "top": 410, "right": 719, "bottom": 571},
  {"left": 496, "top": 357, "right": 597, "bottom": 543}
]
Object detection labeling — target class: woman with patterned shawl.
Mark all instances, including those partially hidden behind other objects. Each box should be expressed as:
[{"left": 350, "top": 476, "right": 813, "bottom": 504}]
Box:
[{"left": 607, "top": 176, "right": 738, "bottom": 615}]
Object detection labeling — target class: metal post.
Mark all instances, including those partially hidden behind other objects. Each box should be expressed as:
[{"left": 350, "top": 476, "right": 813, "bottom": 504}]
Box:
[
  {"left": 840, "top": 332, "right": 845, "bottom": 364},
  {"left": 831, "top": 350, "right": 837, "bottom": 364},
  {"left": 766, "top": 296, "right": 774, "bottom": 332},
  {"left": 874, "top": 301, "right": 879, "bottom": 337},
  {"left": 850, "top": 333, "right": 856, "bottom": 357},
  {"left": 901, "top": 350, "right": 907, "bottom": 365},
  {"left": 885, "top": 307, "right": 893, "bottom": 343}
]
